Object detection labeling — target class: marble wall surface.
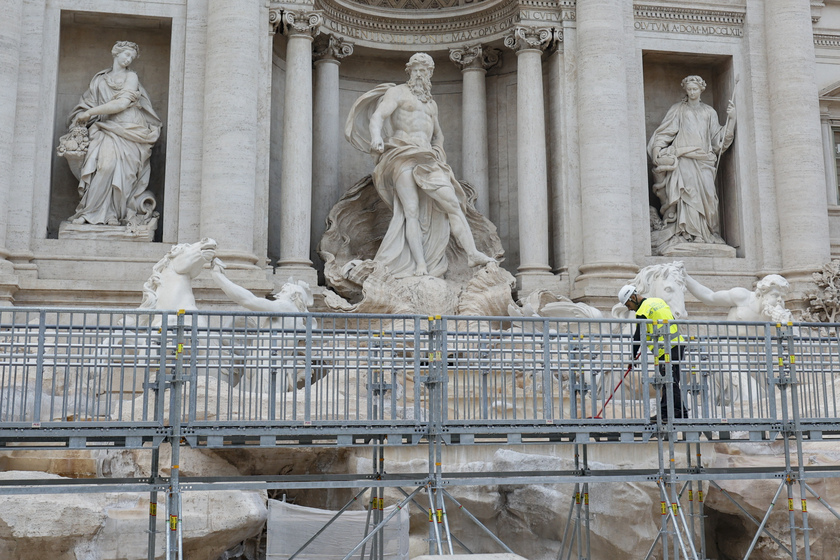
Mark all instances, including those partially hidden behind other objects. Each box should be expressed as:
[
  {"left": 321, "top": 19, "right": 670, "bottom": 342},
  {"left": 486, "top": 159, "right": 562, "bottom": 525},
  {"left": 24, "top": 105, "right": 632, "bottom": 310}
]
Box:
[{"left": 0, "top": 0, "right": 838, "bottom": 315}]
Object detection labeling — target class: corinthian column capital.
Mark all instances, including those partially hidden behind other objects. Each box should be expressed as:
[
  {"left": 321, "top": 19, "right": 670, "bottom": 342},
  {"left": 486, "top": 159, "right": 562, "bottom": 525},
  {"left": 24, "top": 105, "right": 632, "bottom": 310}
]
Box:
[
  {"left": 270, "top": 9, "right": 323, "bottom": 38},
  {"left": 313, "top": 34, "right": 354, "bottom": 62},
  {"left": 503, "top": 26, "right": 558, "bottom": 53},
  {"left": 449, "top": 44, "right": 501, "bottom": 72}
]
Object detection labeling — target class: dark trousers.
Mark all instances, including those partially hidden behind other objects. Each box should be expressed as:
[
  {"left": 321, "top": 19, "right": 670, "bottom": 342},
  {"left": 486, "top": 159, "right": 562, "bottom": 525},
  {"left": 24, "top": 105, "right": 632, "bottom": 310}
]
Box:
[{"left": 658, "top": 344, "right": 686, "bottom": 418}]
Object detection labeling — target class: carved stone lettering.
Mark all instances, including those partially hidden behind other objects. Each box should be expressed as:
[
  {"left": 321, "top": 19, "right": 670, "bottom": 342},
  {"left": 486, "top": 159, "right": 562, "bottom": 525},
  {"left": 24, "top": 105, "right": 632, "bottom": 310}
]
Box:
[{"left": 634, "top": 20, "right": 743, "bottom": 37}]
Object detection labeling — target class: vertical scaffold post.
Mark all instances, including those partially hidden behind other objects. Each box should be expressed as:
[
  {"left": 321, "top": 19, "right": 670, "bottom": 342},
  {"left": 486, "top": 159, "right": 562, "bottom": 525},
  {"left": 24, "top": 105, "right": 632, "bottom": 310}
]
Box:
[
  {"left": 773, "top": 322, "right": 806, "bottom": 560},
  {"left": 782, "top": 322, "right": 812, "bottom": 559},
  {"left": 582, "top": 445, "right": 591, "bottom": 560},
  {"left": 651, "top": 321, "right": 669, "bottom": 560},
  {"left": 425, "top": 315, "right": 445, "bottom": 555},
  {"left": 148, "top": 446, "right": 160, "bottom": 560},
  {"left": 166, "top": 310, "right": 186, "bottom": 560}
]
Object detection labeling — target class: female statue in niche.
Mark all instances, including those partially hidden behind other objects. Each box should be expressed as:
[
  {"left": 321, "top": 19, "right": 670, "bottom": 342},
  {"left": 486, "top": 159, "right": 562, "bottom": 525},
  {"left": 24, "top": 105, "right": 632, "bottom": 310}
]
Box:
[
  {"left": 59, "top": 41, "right": 161, "bottom": 228},
  {"left": 648, "top": 75, "right": 735, "bottom": 254}
]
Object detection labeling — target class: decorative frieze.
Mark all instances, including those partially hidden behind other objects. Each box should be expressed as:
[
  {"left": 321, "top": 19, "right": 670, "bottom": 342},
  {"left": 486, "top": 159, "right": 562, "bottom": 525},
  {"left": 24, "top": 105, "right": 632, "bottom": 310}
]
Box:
[
  {"left": 449, "top": 44, "right": 501, "bottom": 71},
  {"left": 313, "top": 34, "right": 354, "bottom": 61},
  {"left": 317, "top": 0, "right": 519, "bottom": 48},
  {"left": 634, "top": 4, "right": 744, "bottom": 38},
  {"left": 503, "top": 26, "right": 557, "bottom": 53},
  {"left": 815, "top": 33, "right": 840, "bottom": 49}
]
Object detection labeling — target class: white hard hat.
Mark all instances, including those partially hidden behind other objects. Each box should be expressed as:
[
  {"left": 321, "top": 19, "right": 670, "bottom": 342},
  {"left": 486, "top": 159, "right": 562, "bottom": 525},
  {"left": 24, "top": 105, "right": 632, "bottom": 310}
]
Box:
[{"left": 618, "top": 285, "right": 637, "bottom": 305}]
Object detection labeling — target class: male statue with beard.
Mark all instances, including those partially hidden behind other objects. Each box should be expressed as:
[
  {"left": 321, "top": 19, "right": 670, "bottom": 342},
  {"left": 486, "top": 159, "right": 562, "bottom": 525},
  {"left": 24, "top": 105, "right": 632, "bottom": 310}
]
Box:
[
  {"left": 685, "top": 273, "right": 793, "bottom": 322},
  {"left": 345, "top": 52, "right": 495, "bottom": 278}
]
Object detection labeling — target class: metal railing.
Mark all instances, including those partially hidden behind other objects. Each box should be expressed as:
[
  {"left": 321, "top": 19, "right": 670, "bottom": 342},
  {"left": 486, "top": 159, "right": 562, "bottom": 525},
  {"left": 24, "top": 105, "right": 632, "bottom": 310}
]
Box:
[{"left": 1, "top": 308, "right": 838, "bottom": 447}]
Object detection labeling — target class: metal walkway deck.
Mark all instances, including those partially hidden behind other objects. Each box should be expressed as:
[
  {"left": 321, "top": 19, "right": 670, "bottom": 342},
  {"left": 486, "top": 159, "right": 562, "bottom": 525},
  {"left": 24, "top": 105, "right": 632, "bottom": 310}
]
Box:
[{"left": 1, "top": 307, "right": 838, "bottom": 559}]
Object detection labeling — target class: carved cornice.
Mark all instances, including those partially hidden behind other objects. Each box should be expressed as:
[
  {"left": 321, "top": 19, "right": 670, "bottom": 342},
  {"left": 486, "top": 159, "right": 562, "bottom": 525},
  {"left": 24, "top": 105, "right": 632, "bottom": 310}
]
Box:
[
  {"left": 314, "top": 0, "right": 521, "bottom": 50},
  {"left": 449, "top": 44, "right": 501, "bottom": 71},
  {"left": 279, "top": 10, "right": 324, "bottom": 38},
  {"left": 633, "top": 4, "right": 744, "bottom": 38},
  {"left": 815, "top": 32, "right": 840, "bottom": 49},
  {"left": 313, "top": 34, "right": 355, "bottom": 61},
  {"left": 503, "top": 25, "right": 556, "bottom": 53}
]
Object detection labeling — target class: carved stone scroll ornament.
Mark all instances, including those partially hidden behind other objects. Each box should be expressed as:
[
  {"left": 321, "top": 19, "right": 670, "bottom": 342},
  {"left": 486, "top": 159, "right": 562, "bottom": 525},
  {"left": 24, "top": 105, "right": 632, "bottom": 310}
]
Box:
[
  {"left": 313, "top": 34, "right": 354, "bottom": 62},
  {"left": 448, "top": 44, "right": 501, "bottom": 72},
  {"left": 269, "top": 9, "right": 323, "bottom": 37},
  {"left": 503, "top": 26, "right": 558, "bottom": 53}
]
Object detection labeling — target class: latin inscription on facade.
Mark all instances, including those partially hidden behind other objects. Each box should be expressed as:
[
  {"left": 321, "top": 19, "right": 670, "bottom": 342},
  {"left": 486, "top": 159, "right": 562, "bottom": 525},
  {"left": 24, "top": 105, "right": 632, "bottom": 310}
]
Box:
[{"left": 634, "top": 5, "right": 744, "bottom": 38}]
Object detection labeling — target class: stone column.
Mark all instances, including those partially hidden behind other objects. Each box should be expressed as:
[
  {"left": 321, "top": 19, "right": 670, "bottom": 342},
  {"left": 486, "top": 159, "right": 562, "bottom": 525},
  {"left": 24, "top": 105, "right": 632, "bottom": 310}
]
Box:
[
  {"left": 312, "top": 34, "right": 353, "bottom": 272},
  {"left": 200, "top": 0, "right": 262, "bottom": 267},
  {"left": 765, "top": 0, "right": 831, "bottom": 280},
  {"left": 0, "top": 0, "right": 23, "bottom": 303},
  {"left": 574, "top": 1, "right": 637, "bottom": 299},
  {"left": 820, "top": 111, "right": 838, "bottom": 206},
  {"left": 275, "top": 10, "right": 321, "bottom": 285},
  {"left": 449, "top": 45, "right": 500, "bottom": 218},
  {"left": 504, "top": 27, "right": 557, "bottom": 294}
]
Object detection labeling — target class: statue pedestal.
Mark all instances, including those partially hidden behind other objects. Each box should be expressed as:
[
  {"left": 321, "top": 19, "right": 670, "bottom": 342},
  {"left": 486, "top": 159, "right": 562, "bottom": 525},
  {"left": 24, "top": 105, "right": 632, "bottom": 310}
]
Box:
[
  {"left": 58, "top": 220, "right": 157, "bottom": 242},
  {"left": 661, "top": 242, "right": 736, "bottom": 258}
]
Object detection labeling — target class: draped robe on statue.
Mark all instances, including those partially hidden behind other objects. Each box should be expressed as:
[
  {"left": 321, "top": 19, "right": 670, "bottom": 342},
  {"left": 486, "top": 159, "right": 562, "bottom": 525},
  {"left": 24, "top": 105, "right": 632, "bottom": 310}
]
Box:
[
  {"left": 345, "top": 84, "right": 470, "bottom": 278},
  {"left": 648, "top": 100, "right": 733, "bottom": 245},
  {"left": 69, "top": 70, "right": 161, "bottom": 225}
]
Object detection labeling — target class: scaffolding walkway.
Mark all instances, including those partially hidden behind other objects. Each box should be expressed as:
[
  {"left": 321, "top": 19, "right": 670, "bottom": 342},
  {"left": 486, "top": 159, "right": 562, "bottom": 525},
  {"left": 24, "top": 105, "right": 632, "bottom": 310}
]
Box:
[{"left": 0, "top": 307, "right": 839, "bottom": 559}]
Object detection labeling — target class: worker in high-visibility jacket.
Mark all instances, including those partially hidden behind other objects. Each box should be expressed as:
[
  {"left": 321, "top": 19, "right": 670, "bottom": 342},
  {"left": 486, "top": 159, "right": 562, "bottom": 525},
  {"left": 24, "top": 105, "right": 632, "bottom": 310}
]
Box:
[{"left": 618, "top": 285, "right": 687, "bottom": 422}]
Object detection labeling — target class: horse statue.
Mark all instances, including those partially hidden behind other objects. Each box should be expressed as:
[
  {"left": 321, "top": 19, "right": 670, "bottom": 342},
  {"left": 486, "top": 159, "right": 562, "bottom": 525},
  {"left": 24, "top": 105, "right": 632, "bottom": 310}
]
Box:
[
  {"left": 139, "top": 238, "right": 217, "bottom": 326},
  {"left": 611, "top": 261, "right": 687, "bottom": 319}
]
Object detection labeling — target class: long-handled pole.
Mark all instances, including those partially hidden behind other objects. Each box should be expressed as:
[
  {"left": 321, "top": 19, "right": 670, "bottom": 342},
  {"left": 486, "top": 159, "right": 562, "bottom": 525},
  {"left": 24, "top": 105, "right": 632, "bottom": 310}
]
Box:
[
  {"left": 713, "top": 75, "right": 739, "bottom": 180},
  {"left": 593, "top": 351, "right": 640, "bottom": 419}
]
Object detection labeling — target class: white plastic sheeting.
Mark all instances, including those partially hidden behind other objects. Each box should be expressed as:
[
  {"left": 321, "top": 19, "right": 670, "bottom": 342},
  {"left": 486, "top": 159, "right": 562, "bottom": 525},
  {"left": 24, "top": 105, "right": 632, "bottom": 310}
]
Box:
[{"left": 266, "top": 499, "right": 410, "bottom": 560}]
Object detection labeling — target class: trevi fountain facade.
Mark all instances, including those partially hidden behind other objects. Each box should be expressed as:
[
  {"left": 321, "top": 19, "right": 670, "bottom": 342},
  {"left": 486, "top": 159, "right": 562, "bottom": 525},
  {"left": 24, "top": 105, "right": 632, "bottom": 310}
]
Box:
[{"left": 1, "top": 0, "right": 840, "bottom": 559}]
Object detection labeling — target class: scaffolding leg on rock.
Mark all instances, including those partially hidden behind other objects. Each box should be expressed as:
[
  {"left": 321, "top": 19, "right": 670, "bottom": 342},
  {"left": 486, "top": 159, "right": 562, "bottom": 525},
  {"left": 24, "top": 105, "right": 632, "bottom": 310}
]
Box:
[
  {"left": 428, "top": 484, "right": 443, "bottom": 555},
  {"left": 710, "top": 480, "right": 790, "bottom": 556},
  {"left": 658, "top": 480, "right": 696, "bottom": 560},
  {"left": 342, "top": 486, "right": 423, "bottom": 560},
  {"left": 743, "top": 479, "right": 787, "bottom": 560},
  {"left": 148, "top": 446, "right": 160, "bottom": 560},
  {"left": 558, "top": 484, "right": 578, "bottom": 560},
  {"left": 289, "top": 487, "right": 370, "bottom": 560},
  {"left": 442, "top": 489, "right": 514, "bottom": 554}
]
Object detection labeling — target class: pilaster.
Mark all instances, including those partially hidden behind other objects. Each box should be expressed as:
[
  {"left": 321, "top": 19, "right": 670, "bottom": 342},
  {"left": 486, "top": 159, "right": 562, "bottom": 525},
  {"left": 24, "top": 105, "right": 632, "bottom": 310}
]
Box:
[
  {"left": 573, "top": 0, "right": 638, "bottom": 302},
  {"left": 765, "top": 0, "right": 831, "bottom": 285},
  {"left": 0, "top": 0, "right": 23, "bottom": 303},
  {"left": 200, "top": 0, "right": 263, "bottom": 270}
]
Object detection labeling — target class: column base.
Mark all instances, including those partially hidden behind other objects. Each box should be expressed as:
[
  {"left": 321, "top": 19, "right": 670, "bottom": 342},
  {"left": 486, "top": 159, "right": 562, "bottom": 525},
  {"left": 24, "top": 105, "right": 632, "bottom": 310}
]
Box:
[
  {"left": 274, "top": 262, "right": 319, "bottom": 290},
  {"left": 0, "top": 259, "right": 20, "bottom": 306},
  {"left": 571, "top": 262, "right": 639, "bottom": 311},
  {"left": 515, "top": 269, "right": 563, "bottom": 299}
]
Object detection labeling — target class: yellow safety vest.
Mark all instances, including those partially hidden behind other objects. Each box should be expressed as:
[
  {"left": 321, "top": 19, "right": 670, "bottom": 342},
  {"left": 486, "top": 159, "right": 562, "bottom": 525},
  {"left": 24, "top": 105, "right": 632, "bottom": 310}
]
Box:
[{"left": 637, "top": 297, "right": 685, "bottom": 356}]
